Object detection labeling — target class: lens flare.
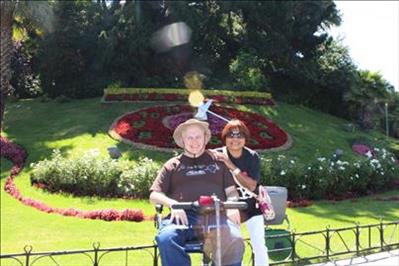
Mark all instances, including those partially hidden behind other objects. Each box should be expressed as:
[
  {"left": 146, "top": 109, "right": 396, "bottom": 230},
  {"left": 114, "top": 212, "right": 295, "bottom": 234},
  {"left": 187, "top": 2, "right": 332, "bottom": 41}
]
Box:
[
  {"left": 184, "top": 71, "right": 203, "bottom": 90},
  {"left": 151, "top": 22, "right": 192, "bottom": 52}
]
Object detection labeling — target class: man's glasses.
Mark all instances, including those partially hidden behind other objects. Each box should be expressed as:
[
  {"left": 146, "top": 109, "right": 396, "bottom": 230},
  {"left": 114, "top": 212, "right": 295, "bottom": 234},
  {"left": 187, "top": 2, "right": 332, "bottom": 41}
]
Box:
[{"left": 226, "top": 131, "right": 245, "bottom": 139}]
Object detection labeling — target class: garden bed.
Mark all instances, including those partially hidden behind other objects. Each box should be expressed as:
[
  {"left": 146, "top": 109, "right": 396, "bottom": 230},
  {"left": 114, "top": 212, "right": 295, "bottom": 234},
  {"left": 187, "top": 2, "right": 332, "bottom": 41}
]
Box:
[{"left": 102, "top": 87, "right": 275, "bottom": 105}]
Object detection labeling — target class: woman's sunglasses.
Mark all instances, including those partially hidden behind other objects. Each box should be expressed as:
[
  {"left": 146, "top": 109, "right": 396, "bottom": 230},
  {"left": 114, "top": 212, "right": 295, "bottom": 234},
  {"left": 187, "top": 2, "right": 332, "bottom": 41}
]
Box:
[{"left": 226, "top": 131, "right": 245, "bottom": 139}]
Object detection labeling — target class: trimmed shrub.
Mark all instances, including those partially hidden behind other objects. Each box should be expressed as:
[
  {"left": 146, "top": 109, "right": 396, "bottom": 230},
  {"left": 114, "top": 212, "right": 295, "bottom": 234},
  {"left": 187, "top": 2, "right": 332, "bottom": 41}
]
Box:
[
  {"left": 261, "top": 155, "right": 305, "bottom": 200},
  {"left": 30, "top": 150, "right": 159, "bottom": 198},
  {"left": 261, "top": 148, "right": 399, "bottom": 201},
  {"left": 117, "top": 157, "right": 159, "bottom": 198},
  {"left": 30, "top": 147, "right": 398, "bottom": 201},
  {"left": 102, "top": 87, "right": 275, "bottom": 105}
]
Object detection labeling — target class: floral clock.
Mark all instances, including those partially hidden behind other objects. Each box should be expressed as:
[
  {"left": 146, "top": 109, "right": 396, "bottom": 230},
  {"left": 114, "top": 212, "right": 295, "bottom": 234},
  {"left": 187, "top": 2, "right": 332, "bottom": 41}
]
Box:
[{"left": 109, "top": 104, "right": 291, "bottom": 152}]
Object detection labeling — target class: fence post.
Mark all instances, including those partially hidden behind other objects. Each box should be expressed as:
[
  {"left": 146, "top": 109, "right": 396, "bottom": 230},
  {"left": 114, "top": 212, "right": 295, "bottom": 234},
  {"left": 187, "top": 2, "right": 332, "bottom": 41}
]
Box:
[
  {"left": 24, "top": 245, "right": 32, "bottom": 266},
  {"left": 93, "top": 242, "right": 100, "bottom": 266},
  {"left": 153, "top": 244, "right": 158, "bottom": 266},
  {"left": 379, "top": 219, "right": 384, "bottom": 251},
  {"left": 368, "top": 225, "right": 371, "bottom": 249},
  {"left": 355, "top": 223, "right": 360, "bottom": 256},
  {"left": 291, "top": 231, "right": 296, "bottom": 264},
  {"left": 326, "top": 226, "right": 330, "bottom": 261}
]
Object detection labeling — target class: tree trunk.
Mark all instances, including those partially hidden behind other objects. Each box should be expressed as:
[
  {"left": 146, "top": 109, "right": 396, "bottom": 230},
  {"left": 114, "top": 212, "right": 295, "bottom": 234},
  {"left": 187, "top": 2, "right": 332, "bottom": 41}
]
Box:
[{"left": 0, "top": 1, "right": 15, "bottom": 131}]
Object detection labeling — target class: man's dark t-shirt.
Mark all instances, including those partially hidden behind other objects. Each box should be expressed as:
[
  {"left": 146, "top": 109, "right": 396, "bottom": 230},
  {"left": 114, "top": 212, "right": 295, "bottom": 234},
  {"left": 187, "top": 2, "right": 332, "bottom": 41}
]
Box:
[{"left": 150, "top": 152, "right": 235, "bottom": 202}]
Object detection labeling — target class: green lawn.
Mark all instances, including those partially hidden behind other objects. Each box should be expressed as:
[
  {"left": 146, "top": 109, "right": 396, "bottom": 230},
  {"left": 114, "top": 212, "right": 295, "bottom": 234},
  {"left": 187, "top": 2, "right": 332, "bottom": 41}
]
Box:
[{"left": 1, "top": 98, "right": 398, "bottom": 265}]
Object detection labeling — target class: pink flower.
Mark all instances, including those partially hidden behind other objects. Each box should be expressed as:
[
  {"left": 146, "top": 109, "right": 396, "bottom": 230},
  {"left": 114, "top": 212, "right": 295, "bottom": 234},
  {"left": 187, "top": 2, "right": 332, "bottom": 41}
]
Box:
[{"left": 352, "top": 144, "right": 375, "bottom": 158}]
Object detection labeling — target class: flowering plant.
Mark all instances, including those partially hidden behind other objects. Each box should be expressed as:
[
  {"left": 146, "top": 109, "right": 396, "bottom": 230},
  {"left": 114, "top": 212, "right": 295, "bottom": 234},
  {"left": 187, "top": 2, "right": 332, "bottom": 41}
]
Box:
[
  {"left": 261, "top": 148, "right": 399, "bottom": 202},
  {"left": 102, "top": 88, "right": 275, "bottom": 106}
]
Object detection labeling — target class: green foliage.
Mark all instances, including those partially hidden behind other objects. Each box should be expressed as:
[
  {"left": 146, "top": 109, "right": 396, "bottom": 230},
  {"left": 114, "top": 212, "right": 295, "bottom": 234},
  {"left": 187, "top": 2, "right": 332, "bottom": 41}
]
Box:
[
  {"left": 30, "top": 150, "right": 159, "bottom": 198},
  {"left": 31, "top": 149, "right": 121, "bottom": 196},
  {"left": 26, "top": 1, "right": 344, "bottom": 101},
  {"left": 261, "top": 155, "right": 304, "bottom": 199},
  {"left": 344, "top": 70, "right": 394, "bottom": 130},
  {"left": 272, "top": 38, "right": 357, "bottom": 118},
  {"left": 13, "top": 0, "right": 55, "bottom": 34},
  {"left": 117, "top": 157, "right": 159, "bottom": 198},
  {"left": 368, "top": 147, "right": 399, "bottom": 190},
  {"left": 37, "top": 1, "right": 105, "bottom": 98},
  {"left": 10, "top": 41, "right": 42, "bottom": 98},
  {"left": 261, "top": 148, "right": 399, "bottom": 200},
  {"left": 383, "top": 91, "right": 399, "bottom": 138},
  {"left": 105, "top": 81, "right": 123, "bottom": 91},
  {"left": 229, "top": 51, "right": 268, "bottom": 91}
]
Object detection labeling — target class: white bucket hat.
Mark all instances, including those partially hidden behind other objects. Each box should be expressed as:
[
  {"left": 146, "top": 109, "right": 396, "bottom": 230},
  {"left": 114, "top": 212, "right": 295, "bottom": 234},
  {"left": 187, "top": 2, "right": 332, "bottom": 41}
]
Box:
[{"left": 173, "top": 119, "right": 211, "bottom": 148}]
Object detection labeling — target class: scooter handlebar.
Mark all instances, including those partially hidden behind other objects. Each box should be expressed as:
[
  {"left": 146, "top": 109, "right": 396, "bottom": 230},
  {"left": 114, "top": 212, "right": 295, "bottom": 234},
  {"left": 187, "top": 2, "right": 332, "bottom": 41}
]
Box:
[{"left": 171, "top": 201, "right": 247, "bottom": 211}]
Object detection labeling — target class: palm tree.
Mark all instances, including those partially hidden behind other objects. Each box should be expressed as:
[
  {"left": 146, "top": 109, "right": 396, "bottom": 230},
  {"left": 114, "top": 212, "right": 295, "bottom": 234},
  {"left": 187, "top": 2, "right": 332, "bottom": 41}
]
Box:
[
  {"left": 0, "top": 0, "right": 53, "bottom": 130},
  {"left": 388, "top": 92, "right": 399, "bottom": 138},
  {"left": 344, "top": 70, "right": 393, "bottom": 130}
]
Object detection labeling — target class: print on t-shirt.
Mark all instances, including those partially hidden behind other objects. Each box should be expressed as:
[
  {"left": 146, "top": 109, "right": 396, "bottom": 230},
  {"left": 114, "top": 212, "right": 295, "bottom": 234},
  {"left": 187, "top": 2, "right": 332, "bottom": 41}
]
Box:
[{"left": 177, "top": 162, "right": 220, "bottom": 176}]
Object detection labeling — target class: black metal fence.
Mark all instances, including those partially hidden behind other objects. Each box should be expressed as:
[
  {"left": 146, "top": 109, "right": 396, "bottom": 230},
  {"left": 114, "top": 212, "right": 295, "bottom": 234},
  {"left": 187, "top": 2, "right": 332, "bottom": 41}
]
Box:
[
  {"left": 1, "top": 220, "right": 398, "bottom": 266},
  {"left": 268, "top": 220, "right": 399, "bottom": 265}
]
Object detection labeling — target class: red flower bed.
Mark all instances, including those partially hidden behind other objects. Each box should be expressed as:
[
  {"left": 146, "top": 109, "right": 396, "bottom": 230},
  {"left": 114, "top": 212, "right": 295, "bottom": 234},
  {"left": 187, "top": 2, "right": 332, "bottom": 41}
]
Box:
[
  {"left": 1, "top": 136, "right": 144, "bottom": 222},
  {"left": 110, "top": 104, "right": 290, "bottom": 151},
  {"left": 287, "top": 199, "right": 313, "bottom": 208}
]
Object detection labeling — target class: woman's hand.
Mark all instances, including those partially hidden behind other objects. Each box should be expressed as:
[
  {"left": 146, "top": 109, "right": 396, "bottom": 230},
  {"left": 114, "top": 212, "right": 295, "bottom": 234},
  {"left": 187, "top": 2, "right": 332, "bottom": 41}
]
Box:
[
  {"left": 226, "top": 209, "right": 241, "bottom": 226},
  {"left": 211, "top": 151, "right": 236, "bottom": 170}
]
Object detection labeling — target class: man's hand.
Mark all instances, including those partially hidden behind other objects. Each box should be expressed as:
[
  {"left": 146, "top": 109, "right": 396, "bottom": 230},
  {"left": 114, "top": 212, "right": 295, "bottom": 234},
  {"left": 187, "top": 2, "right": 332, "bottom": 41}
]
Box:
[
  {"left": 226, "top": 209, "right": 241, "bottom": 226},
  {"left": 170, "top": 208, "right": 188, "bottom": 226},
  {"left": 150, "top": 191, "right": 189, "bottom": 226}
]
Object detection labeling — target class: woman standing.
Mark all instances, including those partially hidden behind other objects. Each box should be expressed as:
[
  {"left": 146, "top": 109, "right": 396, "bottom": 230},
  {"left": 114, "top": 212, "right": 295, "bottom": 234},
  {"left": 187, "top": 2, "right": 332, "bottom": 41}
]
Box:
[{"left": 214, "top": 119, "right": 268, "bottom": 266}]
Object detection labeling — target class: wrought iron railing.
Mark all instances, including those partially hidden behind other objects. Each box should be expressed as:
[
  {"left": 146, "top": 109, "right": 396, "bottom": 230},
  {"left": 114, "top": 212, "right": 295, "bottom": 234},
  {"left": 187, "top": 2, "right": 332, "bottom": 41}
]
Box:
[
  {"left": 1, "top": 220, "right": 398, "bottom": 266},
  {"left": 268, "top": 220, "right": 399, "bottom": 265}
]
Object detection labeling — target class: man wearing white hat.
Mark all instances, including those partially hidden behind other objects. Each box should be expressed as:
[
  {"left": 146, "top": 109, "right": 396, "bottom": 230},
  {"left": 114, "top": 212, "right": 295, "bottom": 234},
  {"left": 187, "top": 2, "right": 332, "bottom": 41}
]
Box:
[{"left": 150, "top": 119, "right": 244, "bottom": 266}]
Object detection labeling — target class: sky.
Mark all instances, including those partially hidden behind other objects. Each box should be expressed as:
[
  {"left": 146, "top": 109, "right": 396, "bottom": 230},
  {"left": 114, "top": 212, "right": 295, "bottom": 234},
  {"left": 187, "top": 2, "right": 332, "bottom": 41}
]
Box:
[{"left": 329, "top": 1, "right": 399, "bottom": 91}]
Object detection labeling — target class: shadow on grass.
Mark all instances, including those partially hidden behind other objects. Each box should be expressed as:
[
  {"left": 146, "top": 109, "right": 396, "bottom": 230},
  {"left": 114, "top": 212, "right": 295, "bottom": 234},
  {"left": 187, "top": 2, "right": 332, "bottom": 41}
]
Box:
[
  {"left": 294, "top": 193, "right": 399, "bottom": 224},
  {"left": 0, "top": 158, "right": 13, "bottom": 180},
  {"left": 2, "top": 99, "right": 166, "bottom": 163},
  {"left": 29, "top": 186, "right": 134, "bottom": 205},
  {"left": 115, "top": 141, "right": 171, "bottom": 162}
]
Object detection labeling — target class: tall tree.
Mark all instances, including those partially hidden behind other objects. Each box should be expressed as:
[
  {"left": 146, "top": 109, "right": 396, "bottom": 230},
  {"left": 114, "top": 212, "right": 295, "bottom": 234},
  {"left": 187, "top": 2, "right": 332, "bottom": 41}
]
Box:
[
  {"left": 344, "top": 70, "right": 394, "bottom": 129},
  {"left": 0, "top": 0, "right": 53, "bottom": 130},
  {"left": 38, "top": 1, "right": 94, "bottom": 98},
  {"left": 0, "top": 1, "right": 15, "bottom": 131}
]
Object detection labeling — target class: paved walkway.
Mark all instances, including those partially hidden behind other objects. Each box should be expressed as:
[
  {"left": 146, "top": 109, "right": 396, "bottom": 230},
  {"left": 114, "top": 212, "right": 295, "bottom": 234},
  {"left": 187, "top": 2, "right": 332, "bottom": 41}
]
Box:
[{"left": 308, "top": 249, "right": 399, "bottom": 266}]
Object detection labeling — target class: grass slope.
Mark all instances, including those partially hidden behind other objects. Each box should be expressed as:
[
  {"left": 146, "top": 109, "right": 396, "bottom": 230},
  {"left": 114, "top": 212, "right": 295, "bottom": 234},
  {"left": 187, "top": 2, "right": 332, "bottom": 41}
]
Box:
[{"left": 1, "top": 98, "right": 398, "bottom": 265}]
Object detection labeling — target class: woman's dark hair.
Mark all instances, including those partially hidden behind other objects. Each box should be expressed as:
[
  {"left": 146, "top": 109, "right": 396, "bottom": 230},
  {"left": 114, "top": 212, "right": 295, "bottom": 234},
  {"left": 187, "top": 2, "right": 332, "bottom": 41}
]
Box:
[{"left": 221, "top": 119, "right": 250, "bottom": 144}]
